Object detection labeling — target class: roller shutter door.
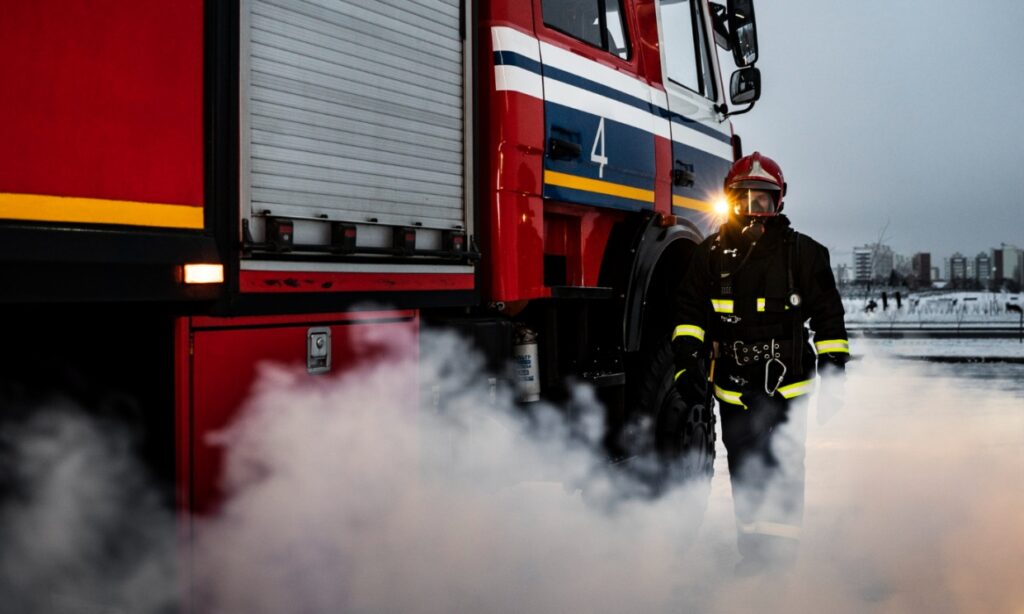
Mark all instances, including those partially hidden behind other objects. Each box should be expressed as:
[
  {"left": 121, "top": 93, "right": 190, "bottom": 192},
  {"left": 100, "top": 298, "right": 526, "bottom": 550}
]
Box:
[{"left": 243, "top": 0, "right": 466, "bottom": 232}]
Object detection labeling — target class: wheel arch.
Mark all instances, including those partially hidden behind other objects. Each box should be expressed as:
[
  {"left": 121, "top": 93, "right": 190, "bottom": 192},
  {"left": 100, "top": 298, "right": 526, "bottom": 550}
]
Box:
[{"left": 622, "top": 217, "right": 704, "bottom": 352}]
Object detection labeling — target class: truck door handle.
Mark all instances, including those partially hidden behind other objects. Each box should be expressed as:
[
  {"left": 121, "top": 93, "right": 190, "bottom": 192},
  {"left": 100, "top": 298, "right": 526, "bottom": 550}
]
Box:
[
  {"left": 548, "top": 137, "right": 582, "bottom": 160},
  {"left": 673, "top": 161, "right": 696, "bottom": 187}
]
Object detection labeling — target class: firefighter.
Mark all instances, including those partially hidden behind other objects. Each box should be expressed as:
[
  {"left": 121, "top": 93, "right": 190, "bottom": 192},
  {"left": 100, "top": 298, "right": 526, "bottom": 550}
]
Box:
[{"left": 671, "top": 152, "right": 848, "bottom": 575}]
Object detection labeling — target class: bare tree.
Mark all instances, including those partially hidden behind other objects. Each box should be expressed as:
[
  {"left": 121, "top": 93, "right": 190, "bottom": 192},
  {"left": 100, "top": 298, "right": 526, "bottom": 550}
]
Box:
[{"left": 864, "top": 218, "right": 891, "bottom": 303}]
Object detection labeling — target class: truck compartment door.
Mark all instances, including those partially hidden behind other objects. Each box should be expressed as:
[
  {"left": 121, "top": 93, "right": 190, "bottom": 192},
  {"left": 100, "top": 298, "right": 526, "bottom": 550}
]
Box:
[{"left": 178, "top": 310, "right": 418, "bottom": 514}]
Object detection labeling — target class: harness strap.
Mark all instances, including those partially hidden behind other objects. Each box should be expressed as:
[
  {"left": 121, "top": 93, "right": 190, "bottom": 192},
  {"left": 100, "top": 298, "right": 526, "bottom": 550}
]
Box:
[{"left": 786, "top": 230, "right": 805, "bottom": 378}]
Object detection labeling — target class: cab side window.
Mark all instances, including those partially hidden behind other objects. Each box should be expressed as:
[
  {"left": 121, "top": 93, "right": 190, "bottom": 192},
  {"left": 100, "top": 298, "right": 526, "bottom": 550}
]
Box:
[
  {"left": 542, "top": 0, "right": 631, "bottom": 60},
  {"left": 661, "top": 0, "right": 717, "bottom": 99}
]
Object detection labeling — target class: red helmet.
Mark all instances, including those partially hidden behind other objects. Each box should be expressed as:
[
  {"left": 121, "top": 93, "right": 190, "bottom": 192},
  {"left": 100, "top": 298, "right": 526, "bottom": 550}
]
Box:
[{"left": 724, "top": 151, "right": 787, "bottom": 217}]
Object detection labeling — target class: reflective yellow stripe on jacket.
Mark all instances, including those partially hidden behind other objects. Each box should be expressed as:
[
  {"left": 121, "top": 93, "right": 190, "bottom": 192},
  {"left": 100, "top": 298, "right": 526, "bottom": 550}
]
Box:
[
  {"left": 711, "top": 298, "right": 734, "bottom": 313},
  {"left": 756, "top": 297, "right": 766, "bottom": 312},
  {"left": 714, "top": 384, "right": 747, "bottom": 409},
  {"left": 778, "top": 379, "right": 814, "bottom": 399},
  {"left": 739, "top": 521, "right": 802, "bottom": 540},
  {"left": 715, "top": 378, "right": 814, "bottom": 407},
  {"left": 672, "top": 324, "right": 705, "bottom": 343},
  {"left": 815, "top": 339, "right": 850, "bottom": 354}
]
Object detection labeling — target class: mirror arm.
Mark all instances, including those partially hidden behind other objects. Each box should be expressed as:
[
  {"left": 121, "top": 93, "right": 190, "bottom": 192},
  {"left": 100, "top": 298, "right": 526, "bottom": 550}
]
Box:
[{"left": 722, "top": 102, "right": 756, "bottom": 117}]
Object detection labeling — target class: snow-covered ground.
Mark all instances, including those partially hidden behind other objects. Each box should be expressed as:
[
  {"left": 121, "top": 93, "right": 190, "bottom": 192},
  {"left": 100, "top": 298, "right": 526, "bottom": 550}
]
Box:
[
  {"left": 854, "top": 337, "right": 1024, "bottom": 361},
  {"left": 843, "top": 291, "right": 1023, "bottom": 326}
]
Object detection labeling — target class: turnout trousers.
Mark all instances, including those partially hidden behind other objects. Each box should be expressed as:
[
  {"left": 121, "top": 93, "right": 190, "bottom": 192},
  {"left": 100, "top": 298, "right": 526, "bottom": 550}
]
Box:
[{"left": 719, "top": 391, "right": 809, "bottom": 569}]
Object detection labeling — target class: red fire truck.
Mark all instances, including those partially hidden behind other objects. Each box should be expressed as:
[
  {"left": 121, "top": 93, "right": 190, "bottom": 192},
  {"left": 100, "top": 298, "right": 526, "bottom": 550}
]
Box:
[{"left": 0, "top": 0, "right": 761, "bottom": 513}]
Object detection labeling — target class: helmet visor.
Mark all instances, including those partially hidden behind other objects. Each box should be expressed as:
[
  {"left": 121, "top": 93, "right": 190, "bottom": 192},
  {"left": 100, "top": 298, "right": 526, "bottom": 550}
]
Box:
[{"left": 730, "top": 188, "right": 779, "bottom": 217}]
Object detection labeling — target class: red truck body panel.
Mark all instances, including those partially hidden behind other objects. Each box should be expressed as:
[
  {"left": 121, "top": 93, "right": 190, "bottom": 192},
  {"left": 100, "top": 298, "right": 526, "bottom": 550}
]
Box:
[
  {"left": 0, "top": 0, "right": 205, "bottom": 229},
  {"left": 178, "top": 310, "right": 419, "bottom": 514}
]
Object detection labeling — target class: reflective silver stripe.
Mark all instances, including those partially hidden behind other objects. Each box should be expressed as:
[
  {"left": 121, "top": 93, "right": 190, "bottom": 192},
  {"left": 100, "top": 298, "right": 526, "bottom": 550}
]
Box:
[
  {"left": 778, "top": 378, "right": 814, "bottom": 399},
  {"left": 711, "top": 298, "right": 734, "bottom": 313},
  {"left": 756, "top": 297, "right": 765, "bottom": 312},
  {"left": 673, "top": 324, "right": 705, "bottom": 342},
  {"left": 714, "top": 384, "right": 746, "bottom": 409},
  {"left": 739, "top": 521, "right": 801, "bottom": 540},
  {"left": 815, "top": 339, "right": 850, "bottom": 354}
]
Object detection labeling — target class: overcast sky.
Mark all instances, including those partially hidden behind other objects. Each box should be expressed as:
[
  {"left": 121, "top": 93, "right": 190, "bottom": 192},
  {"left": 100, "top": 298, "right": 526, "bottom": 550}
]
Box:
[{"left": 728, "top": 1, "right": 1024, "bottom": 265}]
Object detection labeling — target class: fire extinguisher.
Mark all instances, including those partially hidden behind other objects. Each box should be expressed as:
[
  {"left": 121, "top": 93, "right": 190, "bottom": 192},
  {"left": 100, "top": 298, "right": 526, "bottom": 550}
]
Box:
[{"left": 513, "top": 325, "right": 540, "bottom": 402}]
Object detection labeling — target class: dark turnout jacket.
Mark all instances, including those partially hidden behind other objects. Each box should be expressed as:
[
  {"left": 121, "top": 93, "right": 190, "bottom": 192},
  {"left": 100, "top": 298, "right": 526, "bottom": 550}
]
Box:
[{"left": 671, "top": 216, "right": 848, "bottom": 408}]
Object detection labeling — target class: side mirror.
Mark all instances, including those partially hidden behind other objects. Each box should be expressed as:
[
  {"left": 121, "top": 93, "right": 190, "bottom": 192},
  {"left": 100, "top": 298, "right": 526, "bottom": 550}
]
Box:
[
  {"left": 729, "top": 66, "right": 760, "bottom": 105},
  {"left": 727, "top": 0, "right": 758, "bottom": 66}
]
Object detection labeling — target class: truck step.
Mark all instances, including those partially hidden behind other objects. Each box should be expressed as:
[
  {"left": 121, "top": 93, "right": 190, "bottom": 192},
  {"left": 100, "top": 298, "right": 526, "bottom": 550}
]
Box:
[
  {"left": 580, "top": 370, "right": 626, "bottom": 387},
  {"left": 549, "top": 286, "right": 614, "bottom": 300}
]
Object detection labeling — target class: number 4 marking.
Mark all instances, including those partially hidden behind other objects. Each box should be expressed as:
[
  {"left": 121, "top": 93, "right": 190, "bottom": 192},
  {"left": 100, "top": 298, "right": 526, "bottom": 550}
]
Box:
[{"left": 591, "top": 117, "right": 608, "bottom": 179}]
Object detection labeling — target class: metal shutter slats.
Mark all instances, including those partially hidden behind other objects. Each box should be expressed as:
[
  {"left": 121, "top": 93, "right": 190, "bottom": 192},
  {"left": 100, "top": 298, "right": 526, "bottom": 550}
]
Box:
[{"left": 246, "top": 0, "right": 465, "bottom": 230}]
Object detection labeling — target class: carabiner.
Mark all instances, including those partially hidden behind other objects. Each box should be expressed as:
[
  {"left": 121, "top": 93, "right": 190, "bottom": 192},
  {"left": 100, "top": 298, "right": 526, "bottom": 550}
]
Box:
[{"left": 764, "top": 339, "right": 787, "bottom": 396}]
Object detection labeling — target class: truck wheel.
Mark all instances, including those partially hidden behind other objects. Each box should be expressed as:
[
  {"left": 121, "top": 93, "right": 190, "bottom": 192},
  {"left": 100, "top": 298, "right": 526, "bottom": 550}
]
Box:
[{"left": 624, "top": 337, "right": 715, "bottom": 493}]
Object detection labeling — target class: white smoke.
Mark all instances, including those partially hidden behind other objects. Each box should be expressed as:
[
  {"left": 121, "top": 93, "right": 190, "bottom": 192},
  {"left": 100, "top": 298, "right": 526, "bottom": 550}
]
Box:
[
  {"left": 0, "top": 403, "right": 176, "bottom": 614},
  {"left": 191, "top": 329, "right": 712, "bottom": 614},
  {"left": 1, "top": 331, "right": 1022, "bottom": 613}
]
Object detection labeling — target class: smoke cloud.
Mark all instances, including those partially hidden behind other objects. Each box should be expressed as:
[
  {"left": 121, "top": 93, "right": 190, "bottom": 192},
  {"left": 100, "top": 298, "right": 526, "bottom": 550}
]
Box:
[
  {"left": 1, "top": 331, "right": 1022, "bottom": 613},
  {"left": 0, "top": 403, "right": 176, "bottom": 614}
]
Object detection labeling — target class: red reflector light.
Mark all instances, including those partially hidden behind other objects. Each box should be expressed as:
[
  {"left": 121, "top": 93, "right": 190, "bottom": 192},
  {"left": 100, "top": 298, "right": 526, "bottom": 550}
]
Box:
[
  {"left": 442, "top": 230, "right": 467, "bottom": 252},
  {"left": 330, "top": 222, "right": 357, "bottom": 253},
  {"left": 267, "top": 218, "right": 294, "bottom": 252},
  {"left": 393, "top": 227, "right": 416, "bottom": 253}
]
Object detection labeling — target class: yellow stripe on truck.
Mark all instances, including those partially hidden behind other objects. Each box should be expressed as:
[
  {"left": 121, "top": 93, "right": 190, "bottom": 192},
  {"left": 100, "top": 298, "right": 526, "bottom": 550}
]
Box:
[
  {"left": 0, "top": 192, "right": 204, "bottom": 229},
  {"left": 671, "top": 195, "right": 714, "bottom": 212},
  {"left": 544, "top": 170, "right": 655, "bottom": 204}
]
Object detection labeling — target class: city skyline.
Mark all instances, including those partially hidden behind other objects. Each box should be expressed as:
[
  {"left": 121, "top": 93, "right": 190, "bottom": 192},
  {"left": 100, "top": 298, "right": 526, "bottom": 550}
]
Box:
[
  {"left": 728, "top": 1, "right": 1024, "bottom": 260},
  {"left": 828, "top": 240, "right": 1022, "bottom": 273},
  {"left": 834, "top": 240, "right": 1022, "bottom": 289}
]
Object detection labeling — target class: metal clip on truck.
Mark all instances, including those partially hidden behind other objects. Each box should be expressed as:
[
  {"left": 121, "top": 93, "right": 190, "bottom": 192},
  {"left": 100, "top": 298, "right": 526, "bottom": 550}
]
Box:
[{"left": 0, "top": 0, "right": 761, "bottom": 512}]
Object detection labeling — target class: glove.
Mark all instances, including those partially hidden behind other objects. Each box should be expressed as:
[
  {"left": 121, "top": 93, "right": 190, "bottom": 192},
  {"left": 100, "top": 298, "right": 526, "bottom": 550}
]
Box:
[
  {"left": 673, "top": 347, "right": 702, "bottom": 400},
  {"left": 674, "top": 368, "right": 702, "bottom": 406}
]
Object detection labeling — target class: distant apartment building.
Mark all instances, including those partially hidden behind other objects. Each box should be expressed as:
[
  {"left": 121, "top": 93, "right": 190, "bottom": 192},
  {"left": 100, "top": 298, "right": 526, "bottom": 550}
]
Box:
[
  {"left": 852, "top": 243, "right": 894, "bottom": 282},
  {"left": 992, "top": 243, "right": 1023, "bottom": 289},
  {"left": 948, "top": 252, "right": 968, "bottom": 284},
  {"left": 930, "top": 266, "right": 940, "bottom": 282},
  {"left": 874, "top": 244, "right": 894, "bottom": 280},
  {"left": 893, "top": 253, "right": 912, "bottom": 277},
  {"left": 912, "top": 252, "right": 932, "bottom": 285},
  {"left": 975, "top": 251, "right": 992, "bottom": 285},
  {"left": 853, "top": 246, "right": 873, "bottom": 282}
]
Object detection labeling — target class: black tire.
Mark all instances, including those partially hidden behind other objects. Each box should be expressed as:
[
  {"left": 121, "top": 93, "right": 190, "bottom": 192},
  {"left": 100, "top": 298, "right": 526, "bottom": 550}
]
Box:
[{"left": 622, "top": 337, "right": 716, "bottom": 492}]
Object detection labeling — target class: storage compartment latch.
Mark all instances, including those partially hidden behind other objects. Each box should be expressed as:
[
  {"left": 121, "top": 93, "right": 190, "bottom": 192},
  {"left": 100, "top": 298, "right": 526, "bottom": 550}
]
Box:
[{"left": 307, "top": 327, "right": 331, "bottom": 374}]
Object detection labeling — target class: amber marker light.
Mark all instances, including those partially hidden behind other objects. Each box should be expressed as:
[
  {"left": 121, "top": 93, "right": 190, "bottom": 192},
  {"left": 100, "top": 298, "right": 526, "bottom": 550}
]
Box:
[{"left": 183, "top": 263, "right": 224, "bottom": 284}]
